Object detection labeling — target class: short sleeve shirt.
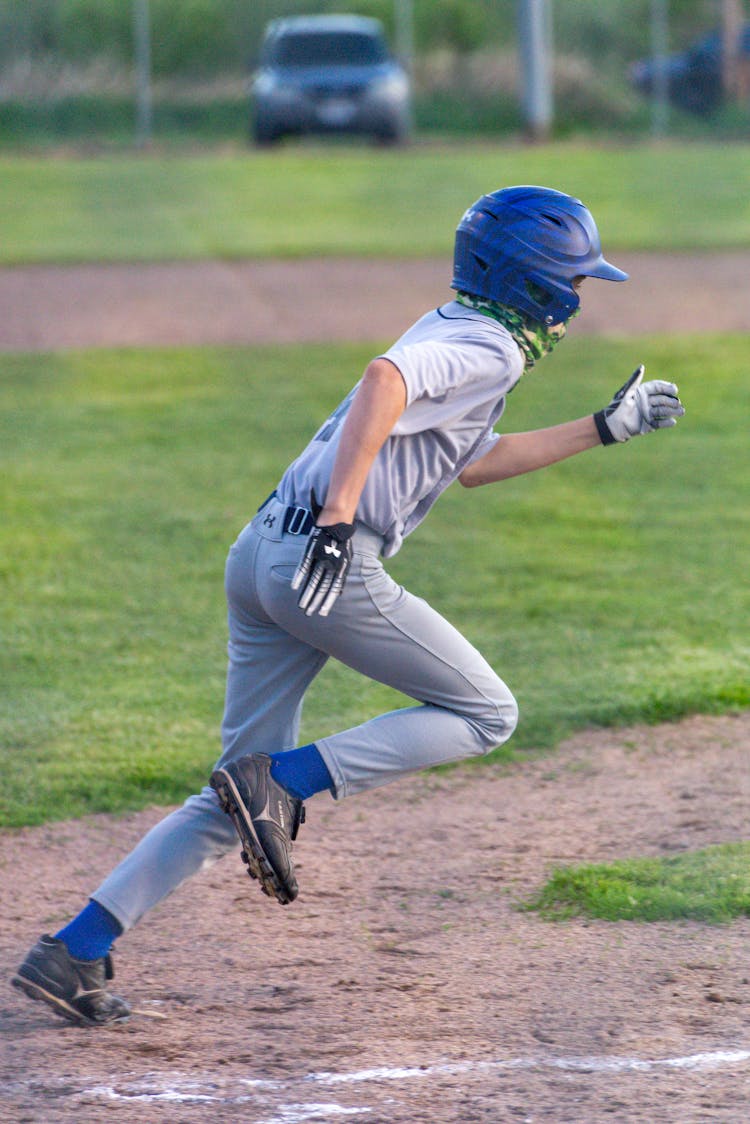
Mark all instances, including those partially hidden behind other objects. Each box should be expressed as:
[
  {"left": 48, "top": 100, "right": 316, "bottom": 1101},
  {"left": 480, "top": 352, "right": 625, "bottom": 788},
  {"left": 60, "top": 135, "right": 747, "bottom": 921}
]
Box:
[{"left": 277, "top": 301, "right": 524, "bottom": 557}]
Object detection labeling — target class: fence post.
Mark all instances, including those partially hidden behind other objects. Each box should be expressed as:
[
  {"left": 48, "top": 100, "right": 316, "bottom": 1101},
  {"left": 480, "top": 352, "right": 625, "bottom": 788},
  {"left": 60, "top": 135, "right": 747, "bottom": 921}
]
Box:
[
  {"left": 721, "top": 0, "right": 745, "bottom": 102},
  {"left": 517, "top": 0, "right": 553, "bottom": 141},
  {"left": 134, "top": 0, "right": 153, "bottom": 147},
  {"left": 394, "top": 0, "right": 414, "bottom": 74},
  {"left": 650, "top": 0, "right": 669, "bottom": 137}
]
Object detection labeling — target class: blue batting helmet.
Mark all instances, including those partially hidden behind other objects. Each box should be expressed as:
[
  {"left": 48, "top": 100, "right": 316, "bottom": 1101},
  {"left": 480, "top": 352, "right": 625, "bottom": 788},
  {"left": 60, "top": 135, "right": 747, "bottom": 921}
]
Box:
[{"left": 451, "top": 185, "right": 628, "bottom": 325}]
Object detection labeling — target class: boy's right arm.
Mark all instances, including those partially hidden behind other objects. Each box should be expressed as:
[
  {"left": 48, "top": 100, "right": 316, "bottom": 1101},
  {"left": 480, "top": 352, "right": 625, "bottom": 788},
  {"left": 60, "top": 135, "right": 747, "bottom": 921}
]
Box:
[
  {"left": 292, "top": 357, "right": 407, "bottom": 617},
  {"left": 315, "top": 358, "right": 407, "bottom": 526}
]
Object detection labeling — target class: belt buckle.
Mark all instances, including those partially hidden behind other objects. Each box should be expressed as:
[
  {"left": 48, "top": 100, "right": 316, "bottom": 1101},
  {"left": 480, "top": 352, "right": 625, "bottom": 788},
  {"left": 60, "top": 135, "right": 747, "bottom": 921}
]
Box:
[{"left": 286, "top": 506, "right": 310, "bottom": 535}]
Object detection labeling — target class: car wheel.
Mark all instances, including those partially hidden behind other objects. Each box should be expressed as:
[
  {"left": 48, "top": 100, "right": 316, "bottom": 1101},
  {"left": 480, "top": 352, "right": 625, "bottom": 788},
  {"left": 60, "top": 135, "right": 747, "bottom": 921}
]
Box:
[
  {"left": 372, "top": 121, "right": 410, "bottom": 147},
  {"left": 252, "top": 118, "right": 282, "bottom": 147}
]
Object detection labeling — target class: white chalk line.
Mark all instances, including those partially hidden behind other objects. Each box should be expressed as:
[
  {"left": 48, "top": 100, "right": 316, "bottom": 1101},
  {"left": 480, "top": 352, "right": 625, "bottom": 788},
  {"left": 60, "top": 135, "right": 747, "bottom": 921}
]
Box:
[
  {"left": 313, "top": 1048, "right": 750, "bottom": 1083},
  {"left": 70, "top": 1047, "right": 750, "bottom": 1118},
  {"left": 85, "top": 1083, "right": 372, "bottom": 1123}
]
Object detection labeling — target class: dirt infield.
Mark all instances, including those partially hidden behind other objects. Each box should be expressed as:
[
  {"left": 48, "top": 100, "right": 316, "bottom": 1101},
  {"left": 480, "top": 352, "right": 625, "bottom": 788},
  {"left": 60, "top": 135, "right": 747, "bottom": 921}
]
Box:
[
  {"left": 2, "top": 254, "right": 749, "bottom": 1121},
  {"left": 2, "top": 251, "right": 750, "bottom": 351},
  {"left": 2, "top": 714, "right": 749, "bottom": 1122}
]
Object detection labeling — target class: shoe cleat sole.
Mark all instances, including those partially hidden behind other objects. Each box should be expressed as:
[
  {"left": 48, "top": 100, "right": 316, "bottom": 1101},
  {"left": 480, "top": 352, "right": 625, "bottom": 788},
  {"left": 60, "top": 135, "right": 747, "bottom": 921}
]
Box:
[
  {"left": 211, "top": 770, "right": 294, "bottom": 905},
  {"left": 10, "top": 973, "right": 130, "bottom": 1027}
]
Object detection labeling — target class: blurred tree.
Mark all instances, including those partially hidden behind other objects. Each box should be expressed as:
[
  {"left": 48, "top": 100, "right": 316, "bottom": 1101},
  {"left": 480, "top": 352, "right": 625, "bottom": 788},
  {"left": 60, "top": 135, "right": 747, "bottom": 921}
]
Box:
[
  {"left": 424, "top": 0, "right": 486, "bottom": 52},
  {"left": 0, "top": 0, "right": 740, "bottom": 84}
]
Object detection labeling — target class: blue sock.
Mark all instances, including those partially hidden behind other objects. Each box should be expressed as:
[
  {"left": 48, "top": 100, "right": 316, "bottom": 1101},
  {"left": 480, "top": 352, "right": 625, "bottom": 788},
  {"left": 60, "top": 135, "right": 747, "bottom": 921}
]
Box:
[
  {"left": 269, "top": 743, "right": 334, "bottom": 801},
  {"left": 55, "top": 899, "right": 123, "bottom": 961}
]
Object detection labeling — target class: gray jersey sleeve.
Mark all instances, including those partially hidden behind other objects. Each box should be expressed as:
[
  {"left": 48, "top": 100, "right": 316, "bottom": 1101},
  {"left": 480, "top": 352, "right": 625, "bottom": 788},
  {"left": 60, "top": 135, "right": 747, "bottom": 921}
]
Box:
[{"left": 380, "top": 305, "right": 523, "bottom": 435}]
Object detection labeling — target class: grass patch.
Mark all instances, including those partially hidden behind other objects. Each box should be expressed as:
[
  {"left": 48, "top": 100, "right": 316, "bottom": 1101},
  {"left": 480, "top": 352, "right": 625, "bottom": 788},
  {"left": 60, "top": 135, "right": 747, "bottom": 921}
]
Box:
[
  {"left": 1, "top": 334, "right": 748, "bottom": 827},
  {"left": 0, "top": 142, "right": 749, "bottom": 264},
  {"left": 523, "top": 842, "right": 750, "bottom": 924}
]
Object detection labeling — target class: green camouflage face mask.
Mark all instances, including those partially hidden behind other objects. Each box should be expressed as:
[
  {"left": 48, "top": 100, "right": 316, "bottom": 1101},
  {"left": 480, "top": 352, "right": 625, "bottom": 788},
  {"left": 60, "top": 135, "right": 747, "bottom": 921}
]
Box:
[{"left": 455, "top": 291, "right": 576, "bottom": 368}]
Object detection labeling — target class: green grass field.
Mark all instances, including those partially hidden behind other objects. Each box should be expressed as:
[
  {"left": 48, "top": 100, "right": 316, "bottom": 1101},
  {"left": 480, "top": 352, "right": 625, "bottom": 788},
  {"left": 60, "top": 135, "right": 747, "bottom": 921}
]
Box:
[
  {"left": 1, "top": 334, "right": 747, "bottom": 829},
  {"left": 524, "top": 842, "right": 750, "bottom": 924},
  {"left": 1, "top": 142, "right": 749, "bottom": 263}
]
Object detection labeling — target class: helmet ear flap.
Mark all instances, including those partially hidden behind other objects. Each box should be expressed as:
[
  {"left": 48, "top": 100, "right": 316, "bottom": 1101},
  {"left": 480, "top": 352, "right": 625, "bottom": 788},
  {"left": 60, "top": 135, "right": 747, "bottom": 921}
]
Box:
[
  {"left": 524, "top": 276, "right": 580, "bottom": 324},
  {"left": 524, "top": 278, "right": 554, "bottom": 310}
]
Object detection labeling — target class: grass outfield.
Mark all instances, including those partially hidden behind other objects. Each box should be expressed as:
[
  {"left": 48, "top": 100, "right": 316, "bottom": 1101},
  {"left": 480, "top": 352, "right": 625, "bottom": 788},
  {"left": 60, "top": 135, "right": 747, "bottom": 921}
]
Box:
[
  {"left": 0, "top": 142, "right": 749, "bottom": 263},
  {"left": 1, "top": 334, "right": 747, "bottom": 829}
]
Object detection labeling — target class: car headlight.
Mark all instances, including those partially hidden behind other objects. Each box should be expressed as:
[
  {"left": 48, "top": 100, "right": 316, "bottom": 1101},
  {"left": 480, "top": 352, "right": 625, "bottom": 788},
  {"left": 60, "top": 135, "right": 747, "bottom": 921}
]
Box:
[
  {"left": 366, "top": 73, "right": 410, "bottom": 102},
  {"left": 253, "top": 72, "right": 299, "bottom": 101}
]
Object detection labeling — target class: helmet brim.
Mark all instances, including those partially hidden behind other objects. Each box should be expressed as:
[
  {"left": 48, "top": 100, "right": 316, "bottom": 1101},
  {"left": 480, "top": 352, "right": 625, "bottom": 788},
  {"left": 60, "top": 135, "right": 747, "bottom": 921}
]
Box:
[{"left": 586, "top": 257, "right": 629, "bottom": 283}]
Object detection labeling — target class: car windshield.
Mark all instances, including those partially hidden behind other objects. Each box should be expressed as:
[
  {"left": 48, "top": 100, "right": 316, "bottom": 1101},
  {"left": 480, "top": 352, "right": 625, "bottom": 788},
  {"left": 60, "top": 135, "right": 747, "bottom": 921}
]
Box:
[{"left": 269, "top": 32, "right": 387, "bottom": 67}]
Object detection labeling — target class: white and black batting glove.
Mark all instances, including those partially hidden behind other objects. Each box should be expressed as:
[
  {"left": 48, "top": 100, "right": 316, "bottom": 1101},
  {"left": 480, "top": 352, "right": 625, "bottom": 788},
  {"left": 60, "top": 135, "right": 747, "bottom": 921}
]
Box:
[
  {"left": 291, "top": 522, "right": 355, "bottom": 617},
  {"left": 594, "top": 365, "right": 685, "bottom": 445}
]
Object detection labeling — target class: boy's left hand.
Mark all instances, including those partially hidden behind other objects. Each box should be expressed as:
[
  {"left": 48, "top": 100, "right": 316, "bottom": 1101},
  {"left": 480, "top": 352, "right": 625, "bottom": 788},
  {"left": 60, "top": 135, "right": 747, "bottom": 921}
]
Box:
[{"left": 594, "top": 365, "right": 685, "bottom": 445}]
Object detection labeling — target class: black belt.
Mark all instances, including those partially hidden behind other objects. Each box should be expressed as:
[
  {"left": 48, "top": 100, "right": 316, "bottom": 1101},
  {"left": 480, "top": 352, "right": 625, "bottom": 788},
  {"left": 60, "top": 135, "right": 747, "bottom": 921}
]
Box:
[
  {"left": 258, "top": 491, "right": 316, "bottom": 536},
  {"left": 282, "top": 505, "right": 315, "bottom": 535}
]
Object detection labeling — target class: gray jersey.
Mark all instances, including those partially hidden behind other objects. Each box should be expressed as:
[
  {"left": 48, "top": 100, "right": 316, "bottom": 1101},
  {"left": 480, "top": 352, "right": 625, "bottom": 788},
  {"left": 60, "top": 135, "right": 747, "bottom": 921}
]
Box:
[{"left": 277, "top": 301, "right": 524, "bottom": 556}]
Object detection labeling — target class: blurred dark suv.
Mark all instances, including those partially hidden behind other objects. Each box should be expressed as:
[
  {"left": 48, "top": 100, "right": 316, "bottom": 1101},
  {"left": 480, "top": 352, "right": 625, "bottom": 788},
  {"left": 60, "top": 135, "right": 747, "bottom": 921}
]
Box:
[
  {"left": 629, "top": 22, "right": 750, "bottom": 114},
  {"left": 251, "top": 15, "right": 412, "bottom": 145}
]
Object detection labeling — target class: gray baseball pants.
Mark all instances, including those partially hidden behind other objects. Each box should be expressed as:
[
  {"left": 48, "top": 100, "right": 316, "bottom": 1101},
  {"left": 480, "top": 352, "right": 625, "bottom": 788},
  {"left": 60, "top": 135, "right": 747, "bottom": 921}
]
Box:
[{"left": 93, "top": 496, "right": 518, "bottom": 930}]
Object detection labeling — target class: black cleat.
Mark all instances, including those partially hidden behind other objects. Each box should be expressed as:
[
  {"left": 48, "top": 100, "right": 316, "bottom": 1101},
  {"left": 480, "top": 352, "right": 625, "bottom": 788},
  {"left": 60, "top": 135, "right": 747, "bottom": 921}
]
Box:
[
  {"left": 11, "top": 935, "right": 131, "bottom": 1027},
  {"left": 210, "top": 753, "right": 305, "bottom": 905}
]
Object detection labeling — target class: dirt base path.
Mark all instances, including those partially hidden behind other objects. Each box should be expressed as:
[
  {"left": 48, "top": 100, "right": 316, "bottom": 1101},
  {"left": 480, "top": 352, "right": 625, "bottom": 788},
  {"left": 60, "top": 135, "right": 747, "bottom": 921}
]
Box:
[
  {"left": 3, "top": 251, "right": 750, "bottom": 351},
  {"left": 2, "top": 713, "right": 749, "bottom": 1122}
]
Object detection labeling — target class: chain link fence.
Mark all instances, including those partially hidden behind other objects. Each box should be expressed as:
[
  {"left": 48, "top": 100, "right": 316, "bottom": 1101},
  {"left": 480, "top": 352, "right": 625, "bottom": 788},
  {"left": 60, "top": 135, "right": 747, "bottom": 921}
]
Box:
[{"left": 0, "top": 0, "right": 745, "bottom": 146}]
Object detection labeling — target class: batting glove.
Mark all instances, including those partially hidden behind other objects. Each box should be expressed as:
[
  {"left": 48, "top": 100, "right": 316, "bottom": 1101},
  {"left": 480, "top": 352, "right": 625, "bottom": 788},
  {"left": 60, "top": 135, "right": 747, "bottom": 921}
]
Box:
[
  {"left": 594, "top": 365, "right": 684, "bottom": 445},
  {"left": 291, "top": 522, "right": 355, "bottom": 617}
]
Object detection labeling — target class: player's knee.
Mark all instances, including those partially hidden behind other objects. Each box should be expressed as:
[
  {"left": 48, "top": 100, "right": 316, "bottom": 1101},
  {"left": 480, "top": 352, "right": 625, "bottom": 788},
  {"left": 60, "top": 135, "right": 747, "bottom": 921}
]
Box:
[{"left": 473, "top": 685, "right": 518, "bottom": 752}]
